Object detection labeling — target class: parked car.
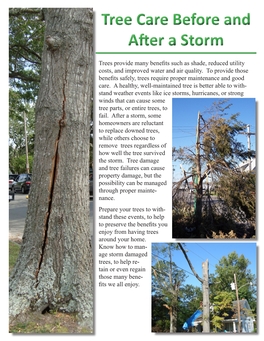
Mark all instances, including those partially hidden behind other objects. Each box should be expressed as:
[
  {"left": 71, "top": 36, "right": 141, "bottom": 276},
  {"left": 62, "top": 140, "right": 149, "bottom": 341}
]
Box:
[
  {"left": 89, "top": 172, "right": 93, "bottom": 197},
  {"left": 9, "top": 175, "right": 17, "bottom": 201},
  {"left": 9, "top": 174, "right": 19, "bottom": 182},
  {"left": 14, "top": 173, "right": 32, "bottom": 194}
]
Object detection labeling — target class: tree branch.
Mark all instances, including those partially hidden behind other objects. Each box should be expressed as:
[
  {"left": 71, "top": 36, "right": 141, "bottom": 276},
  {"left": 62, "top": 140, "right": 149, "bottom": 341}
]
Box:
[
  {"left": 9, "top": 8, "right": 43, "bottom": 18},
  {"left": 10, "top": 44, "right": 42, "bottom": 62},
  {"left": 9, "top": 71, "right": 40, "bottom": 83},
  {"left": 178, "top": 243, "right": 203, "bottom": 283}
]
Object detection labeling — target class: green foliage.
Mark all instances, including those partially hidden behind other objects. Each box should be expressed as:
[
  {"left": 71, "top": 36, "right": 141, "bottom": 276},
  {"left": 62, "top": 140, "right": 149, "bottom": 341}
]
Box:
[
  {"left": 217, "top": 172, "right": 255, "bottom": 221},
  {"left": 10, "top": 154, "right": 33, "bottom": 174},
  {"left": 9, "top": 8, "right": 44, "bottom": 100},
  {"left": 211, "top": 291, "right": 233, "bottom": 331},
  {"left": 177, "top": 284, "right": 203, "bottom": 330},
  {"left": 9, "top": 9, "right": 43, "bottom": 174},
  {"left": 173, "top": 100, "right": 254, "bottom": 173},
  {"left": 152, "top": 244, "right": 187, "bottom": 332},
  {"left": 9, "top": 97, "right": 35, "bottom": 174},
  {"left": 202, "top": 113, "right": 253, "bottom": 168},
  {"left": 211, "top": 315, "right": 225, "bottom": 332},
  {"left": 152, "top": 295, "right": 170, "bottom": 332},
  {"left": 210, "top": 251, "right": 256, "bottom": 314},
  {"left": 9, "top": 241, "right": 20, "bottom": 276},
  {"left": 154, "top": 319, "right": 170, "bottom": 333}
]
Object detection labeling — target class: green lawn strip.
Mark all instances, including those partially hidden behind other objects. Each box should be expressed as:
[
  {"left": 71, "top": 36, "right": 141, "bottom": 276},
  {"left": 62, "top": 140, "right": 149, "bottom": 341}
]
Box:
[{"left": 9, "top": 241, "right": 20, "bottom": 275}]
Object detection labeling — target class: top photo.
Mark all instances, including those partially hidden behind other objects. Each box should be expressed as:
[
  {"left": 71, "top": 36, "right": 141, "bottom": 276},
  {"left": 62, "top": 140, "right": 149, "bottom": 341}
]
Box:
[{"left": 172, "top": 98, "right": 256, "bottom": 239}]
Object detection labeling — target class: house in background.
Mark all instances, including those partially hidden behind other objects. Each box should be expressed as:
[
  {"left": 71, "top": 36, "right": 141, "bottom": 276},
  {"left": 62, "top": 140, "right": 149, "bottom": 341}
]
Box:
[
  {"left": 237, "top": 158, "right": 256, "bottom": 173},
  {"left": 221, "top": 299, "right": 255, "bottom": 333},
  {"left": 183, "top": 299, "right": 255, "bottom": 333}
]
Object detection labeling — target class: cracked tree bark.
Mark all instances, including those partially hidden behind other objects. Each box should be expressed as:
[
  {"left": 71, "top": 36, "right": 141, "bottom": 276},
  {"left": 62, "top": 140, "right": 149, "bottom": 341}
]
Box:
[{"left": 9, "top": 8, "right": 93, "bottom": 330}]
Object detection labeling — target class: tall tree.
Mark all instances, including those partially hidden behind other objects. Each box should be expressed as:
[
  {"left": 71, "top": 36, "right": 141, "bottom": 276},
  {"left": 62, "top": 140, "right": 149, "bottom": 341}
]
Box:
[
  {"left": 9, "top": 94, "right": 35, "bottom": 173},
  {"left": 9, "top": 8, "right": 93, "bottom": 330},
  {"left": 209, "top": 251, "right": 256, "bottom": 332},
  {"left": 177, "top": 284, "right": 203, "bottom": 331},
  {"left": 9, "top": 8, "right": 44, "bottom": 98},
  {"left": 216, "top": 171, "right": 255, "bottom": 222},
  {"left": 209, "top": 251, "right": 256, "bottom": 314},
  {"left": 152, "top": 243, "right": 186, "bottom": 332},
  {"left": 173, "top": 99, "right": 255, "bottom": 235},
  {"left": 9, "top": 8, "right": 43, "bottom": 174},
  {"left": 210, "top": 291, "right": 234, "bottom": 331}
]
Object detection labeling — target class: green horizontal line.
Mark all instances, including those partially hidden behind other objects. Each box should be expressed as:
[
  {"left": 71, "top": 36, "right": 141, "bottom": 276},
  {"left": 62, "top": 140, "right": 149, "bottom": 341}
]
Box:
[{"left": 96, "top": 52, "right": 256, "bottom": 54}]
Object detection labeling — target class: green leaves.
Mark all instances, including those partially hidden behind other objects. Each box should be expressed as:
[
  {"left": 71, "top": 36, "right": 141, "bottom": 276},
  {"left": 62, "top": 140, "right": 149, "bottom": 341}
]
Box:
[
  {"left": 9, "top": 94, "right": 35, "bottom": 174},
  {"left": 9, "top": 8, "right": 44, "bottom": 100},
  {"left": 201, "top": 113, "right": 254, "bottom": 170},
  {"left": 9, "top": 9, "right": 43, "bottom": 173},
  {"left": 210, "top": 251, "right": 256, "bottom": 316},
  {"left": 217, "top": 172, "right": 255, "bottom": 220}
]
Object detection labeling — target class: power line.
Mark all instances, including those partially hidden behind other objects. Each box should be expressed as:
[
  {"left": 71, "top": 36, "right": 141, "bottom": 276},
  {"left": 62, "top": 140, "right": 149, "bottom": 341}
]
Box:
[
  {"left": 184, "top": 246, "right": 206, "bottom": 262},
  {"left": 183, "top": 244, "right": 219, "bottom": 273},
  {"left": 152, "top": 252, "right": 198, "bottom": 278},
  {"left": 172, "top": 133, "right": 195, "bottom": 140},
  {"left": 195, "top": 243, "right": 220, "bottom": 262}
]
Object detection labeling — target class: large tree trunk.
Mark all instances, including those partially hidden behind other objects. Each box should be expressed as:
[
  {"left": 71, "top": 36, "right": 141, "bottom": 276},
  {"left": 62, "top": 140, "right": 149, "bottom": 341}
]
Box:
[
  {"left": 170, "top": 302, "right": 178, "bottom": 332},
  {"left": 9, "top": 8, "right": 93, "bottom": 330}
]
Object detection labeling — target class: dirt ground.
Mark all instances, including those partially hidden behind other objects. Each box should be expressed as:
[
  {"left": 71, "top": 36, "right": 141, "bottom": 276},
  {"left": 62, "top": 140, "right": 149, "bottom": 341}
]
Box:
[{"left": 9, "top": 310, "right": 92, "bottom": 333}]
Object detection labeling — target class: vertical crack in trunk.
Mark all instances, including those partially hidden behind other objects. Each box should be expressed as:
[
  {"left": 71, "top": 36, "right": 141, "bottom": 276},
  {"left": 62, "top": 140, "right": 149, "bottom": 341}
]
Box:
[{"left": 35, "top": 66, "right": 67, "bottom": 285}]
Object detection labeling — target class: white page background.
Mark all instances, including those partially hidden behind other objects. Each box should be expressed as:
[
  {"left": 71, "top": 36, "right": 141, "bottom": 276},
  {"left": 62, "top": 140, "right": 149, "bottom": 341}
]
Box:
[{"left": 2, "top": 1, "right": 263, "bottom": 339}]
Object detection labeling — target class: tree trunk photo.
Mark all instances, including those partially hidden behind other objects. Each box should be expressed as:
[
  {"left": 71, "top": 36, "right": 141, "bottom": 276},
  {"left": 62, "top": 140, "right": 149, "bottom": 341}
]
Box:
[{"left": 9, "top": 8, "right": 93, "bottom": 330}]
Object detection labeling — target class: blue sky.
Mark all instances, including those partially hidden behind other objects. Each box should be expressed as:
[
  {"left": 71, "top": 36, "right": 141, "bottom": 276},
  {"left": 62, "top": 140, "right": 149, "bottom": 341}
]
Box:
[
  {"left": 152, "top": 242, "right": 257, "bottom": 289},
  {"left": 172, "top": 98, "right": 256, "bottom": 181}
]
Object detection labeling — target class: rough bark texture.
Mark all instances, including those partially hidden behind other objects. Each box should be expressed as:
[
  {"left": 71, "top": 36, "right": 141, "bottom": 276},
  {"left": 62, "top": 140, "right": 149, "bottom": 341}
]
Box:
[{"left": 9, "top": 8, "right": 93, "bottom": 330}]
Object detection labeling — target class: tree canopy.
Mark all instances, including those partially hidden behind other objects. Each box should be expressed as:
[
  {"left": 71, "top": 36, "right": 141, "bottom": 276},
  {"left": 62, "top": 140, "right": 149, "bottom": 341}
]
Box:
[
  {"left": 152, "top": 244, "right": 204, "bottom": 332},
  {"left": 152, "top": 243, "right": 186, "bottom": 332},
  {"left": 9, "top": 8, "right": 44, "bottom": 99},
  {"left": 210, "top": 251, "right": 256, "bottom": 309},
  {"left": 9, "top": 9, "right": 44, "bottom": 173}
]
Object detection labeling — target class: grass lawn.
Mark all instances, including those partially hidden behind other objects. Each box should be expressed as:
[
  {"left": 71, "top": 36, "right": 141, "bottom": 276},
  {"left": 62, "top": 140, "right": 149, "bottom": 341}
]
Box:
[{"left": 9, "top": 241, "right": 20, "bottom": 276}]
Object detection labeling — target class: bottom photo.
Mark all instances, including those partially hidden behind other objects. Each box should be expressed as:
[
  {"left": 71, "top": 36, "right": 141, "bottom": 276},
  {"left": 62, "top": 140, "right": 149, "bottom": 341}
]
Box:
[{"left": 151, "top": 242, "right": 257, "bottom": 333}]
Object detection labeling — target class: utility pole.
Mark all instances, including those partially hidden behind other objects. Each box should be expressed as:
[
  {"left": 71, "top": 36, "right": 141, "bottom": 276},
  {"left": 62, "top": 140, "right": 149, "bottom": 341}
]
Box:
[
  {"left": 234, "top": 273, "right": 241, "bottom": 333},
  {"left": 194, "top": 111, "right": 202, "bottom": 221},
  {"left": 239, "top": 124, "right": 255, "bottom": 172},
  {"left": 202, "top": 259, "right": 210, "bottom": 333},
  {"left": 23, "top": 111, "right": 30, "bottom": 174},
  {"left": 194, "top": 112, "right": 200, "bottom": 213}
]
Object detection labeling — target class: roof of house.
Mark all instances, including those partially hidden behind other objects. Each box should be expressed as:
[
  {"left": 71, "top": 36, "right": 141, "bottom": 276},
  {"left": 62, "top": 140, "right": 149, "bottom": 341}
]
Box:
[
  {"left": 237, "top": 158, "right": 256, "bottom": 173},
  {"left": 224, "top": 299, "right": 252, "bottom": 320}
]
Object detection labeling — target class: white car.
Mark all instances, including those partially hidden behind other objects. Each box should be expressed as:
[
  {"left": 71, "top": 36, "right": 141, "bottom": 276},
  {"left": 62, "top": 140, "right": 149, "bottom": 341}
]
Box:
[{"left": 9, "top": 174, "right": 18, "bottom": 201}]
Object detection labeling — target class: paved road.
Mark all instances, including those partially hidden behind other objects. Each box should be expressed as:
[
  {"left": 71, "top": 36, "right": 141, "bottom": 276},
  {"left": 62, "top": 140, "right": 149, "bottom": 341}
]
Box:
[{"left": 9, "top": 193, "right": 94, "bottom": 240}]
